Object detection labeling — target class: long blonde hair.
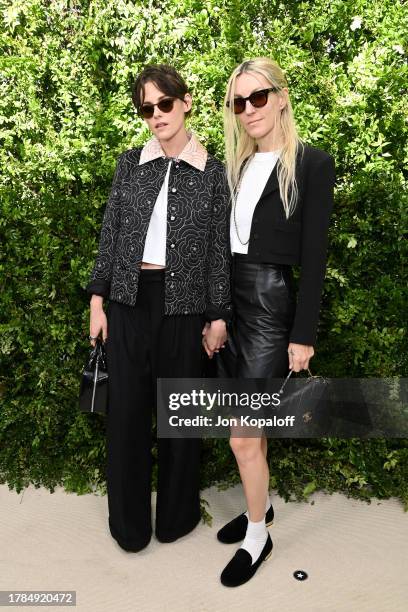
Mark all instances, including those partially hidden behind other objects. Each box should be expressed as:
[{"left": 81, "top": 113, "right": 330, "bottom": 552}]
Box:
[{"left": 223, "top": 57, "right": 304, "bottom": 218}]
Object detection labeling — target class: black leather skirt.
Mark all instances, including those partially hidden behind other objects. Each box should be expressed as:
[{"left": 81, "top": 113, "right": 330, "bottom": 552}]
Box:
[{"left": 217, "top": 254, "right": 296, "bottom": 379}]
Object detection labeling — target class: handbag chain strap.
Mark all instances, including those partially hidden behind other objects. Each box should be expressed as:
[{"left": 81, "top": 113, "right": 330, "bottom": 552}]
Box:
[{"left": 278, "top": 368, "right": 314, "bottom": 395}]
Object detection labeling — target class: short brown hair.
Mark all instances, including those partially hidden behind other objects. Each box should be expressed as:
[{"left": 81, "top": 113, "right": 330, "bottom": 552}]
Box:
[{"left": 132, "top": 64, "right": 191, "bottom": 117}]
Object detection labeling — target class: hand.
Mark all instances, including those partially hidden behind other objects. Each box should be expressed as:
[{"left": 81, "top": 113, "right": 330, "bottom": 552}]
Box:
[
  {"left": 89, "top": 295, "right": 108, "bottom": 347},
  {"left": 202, "top": 322, "right": 211, "bottom": 357},
  {"left": 288, "top": 342, "right": 314, "bottom": 372},
  {"left": 202, "top": 319, "right": 227, "bottom": 359}
]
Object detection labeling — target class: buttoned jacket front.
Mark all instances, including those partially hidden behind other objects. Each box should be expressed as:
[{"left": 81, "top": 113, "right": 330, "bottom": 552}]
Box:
[{"left": 86, "top": 134, "right": 232, "bottom": 321}]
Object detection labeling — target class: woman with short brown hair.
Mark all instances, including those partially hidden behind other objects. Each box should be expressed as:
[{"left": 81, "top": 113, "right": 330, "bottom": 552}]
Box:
[{"left": 87, "top": 64, "right": 232, "bottom": 552}]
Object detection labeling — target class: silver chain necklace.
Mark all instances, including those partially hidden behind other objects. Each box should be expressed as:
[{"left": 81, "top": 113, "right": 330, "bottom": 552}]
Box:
[
  {"left": 233, "top": 151, "right": 281, "bottom": 245},
  {"left": 232, "top": 159, "right": 251, "bottom": 246},
  {"left": 232, "top": 191, "right": 250, "bottom": 245}
]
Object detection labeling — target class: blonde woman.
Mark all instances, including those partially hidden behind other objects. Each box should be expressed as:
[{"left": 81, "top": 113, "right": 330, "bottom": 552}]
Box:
[{"left": 207, "top": 58, "right": 335, "bottom": 586}]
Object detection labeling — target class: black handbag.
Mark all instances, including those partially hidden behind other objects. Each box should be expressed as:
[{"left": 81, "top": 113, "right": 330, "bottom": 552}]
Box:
[
  {"left": 79, "top": 338, "right": 108, "bottom": 414},
  {"left": 266, "top": 368, "right": 332, "bottom": 437}
]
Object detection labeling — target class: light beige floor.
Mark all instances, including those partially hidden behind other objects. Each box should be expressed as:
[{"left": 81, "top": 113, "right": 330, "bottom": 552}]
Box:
[{"left": 0, "top": 483, "right": 407, "bottom": 612}]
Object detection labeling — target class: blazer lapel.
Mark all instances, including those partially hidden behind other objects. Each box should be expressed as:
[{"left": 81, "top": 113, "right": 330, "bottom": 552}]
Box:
[
  {"left": 257, "top": 146, "right": 304, "bottom": 201},
  {"left": 238, "top": 155, "right": 280, "bottom": 202},
  {"left": 258, "top": 163, "right": 279, "bottom": 200}
]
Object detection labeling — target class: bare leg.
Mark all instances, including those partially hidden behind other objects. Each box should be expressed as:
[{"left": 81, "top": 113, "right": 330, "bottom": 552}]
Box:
[
  {"left": 261, "top": 432, "right": 268, "bottom": 459},
  {"left": 219, "top": 429, "right": 272, "bottom": 585},
  {"left": 230, "top": 432, "right": 268, "bottom": 522},
  {"left": 260, "top": 433, "right": 269, "bottom": 507}
]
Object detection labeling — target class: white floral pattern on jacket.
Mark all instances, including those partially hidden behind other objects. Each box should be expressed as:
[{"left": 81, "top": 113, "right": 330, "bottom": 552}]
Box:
[{"left": 86, "top": 147, "right": 232, "bottom": 321}]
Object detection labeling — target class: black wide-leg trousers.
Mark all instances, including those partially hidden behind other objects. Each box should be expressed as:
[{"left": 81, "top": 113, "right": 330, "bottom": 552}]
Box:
[{"left": 105, "top": 269, "right": 205, "bottom": 551}]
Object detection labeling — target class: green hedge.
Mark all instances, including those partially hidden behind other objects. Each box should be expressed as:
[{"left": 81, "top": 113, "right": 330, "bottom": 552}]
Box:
[{"left": 1, "top": 1, "right": 407, "bottom": 510}]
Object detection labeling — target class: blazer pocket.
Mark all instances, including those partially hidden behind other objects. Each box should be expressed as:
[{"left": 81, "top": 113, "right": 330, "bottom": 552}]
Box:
[{"left": 269, "top": 221, "right": 301, "bottom": 257}]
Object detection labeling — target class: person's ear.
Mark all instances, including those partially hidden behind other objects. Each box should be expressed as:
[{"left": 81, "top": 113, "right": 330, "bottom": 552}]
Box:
[
  {"left": 279, "top": 88, "right": 288, "bottom": 111},
  {"left": 183, "top": 93, "right": 193, "bottom": 114}
]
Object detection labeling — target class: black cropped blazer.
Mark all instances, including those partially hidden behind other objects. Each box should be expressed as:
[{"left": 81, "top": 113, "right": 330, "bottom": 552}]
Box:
[{"left": 239, "top": 144, "right": 336, "bottom": 346}]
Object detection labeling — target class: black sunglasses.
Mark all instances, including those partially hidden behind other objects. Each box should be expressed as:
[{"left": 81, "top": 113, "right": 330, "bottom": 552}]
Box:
[
  {"left": 138, "top": 97, "right": 182, "bottom": 119},
  {"left": 226, "top": 87, "right": 278, "bottom": 115}
]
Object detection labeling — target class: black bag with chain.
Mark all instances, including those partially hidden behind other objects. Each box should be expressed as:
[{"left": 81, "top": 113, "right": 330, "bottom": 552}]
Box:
[
  {"left": 264, "top": 369, "right": 333, "bottom": 437},
  {"left": 78, "top": 338, "right": 108, "bottom": 415}
]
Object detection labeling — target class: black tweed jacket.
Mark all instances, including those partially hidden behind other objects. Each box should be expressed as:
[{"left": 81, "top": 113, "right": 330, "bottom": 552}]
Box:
[{"left": 85, "top": 147, "right": 232, "bottom": 321}]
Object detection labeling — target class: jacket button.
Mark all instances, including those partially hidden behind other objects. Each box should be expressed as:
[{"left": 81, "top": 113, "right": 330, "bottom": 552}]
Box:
[
  {"left": 184, "top": 310, "right": 188, "bottom": 314},
  {"left": 254, "top": 233, "right": 258, "bottom": 239},
  {"left": 170, "top": 215, "right": 175, "bottom": 220},
  {"left": 253, "top": 218, "right": 258, "bottom": 224},
  {"left": 171, "top": 243, "right": 175, "bottom": 248},
  {"left": 175, "top": 164, "right": 179, "bottom": 169},
  {"left": 171, "top": 187, "right": 177, "bottom": 193},
  {"left": 171, "top": 206, "right": 176, "bottom": 211},
  {"left": 170, "top": 272, "right": 175, "bottom": 277}
]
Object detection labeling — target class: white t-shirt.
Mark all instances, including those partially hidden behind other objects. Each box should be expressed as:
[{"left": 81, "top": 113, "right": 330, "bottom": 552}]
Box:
[
  {"left": 142, "top": 159, "right": 172, "bottom": 265},
  {"left": 230, "top": 150, "right": 280, "bottom": 254}
]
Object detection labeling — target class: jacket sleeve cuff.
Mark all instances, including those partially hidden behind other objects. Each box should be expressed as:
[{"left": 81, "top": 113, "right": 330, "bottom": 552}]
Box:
[
  {"left": 204, "top": 303, "right": 233, "bottom": 323},
  {"left": 85, "top": 279, "right": 110, "bottom": 299},
  {"left": 288, "top": 298, "right": 320, "bottom": 346},
  {"left": 288, "top": 326, "right": 318, "bottom": 347}
]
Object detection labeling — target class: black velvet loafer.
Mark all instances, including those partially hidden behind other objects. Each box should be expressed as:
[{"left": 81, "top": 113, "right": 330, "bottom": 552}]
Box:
[
  {"left": 220, "top": 533, "right": 273, "bottom": 587},
  {"left": 217, "top": 504, "right": 274, "bottom": 544}
]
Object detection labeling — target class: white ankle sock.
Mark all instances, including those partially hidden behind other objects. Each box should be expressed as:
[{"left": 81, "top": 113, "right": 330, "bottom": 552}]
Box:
[
  {"left": 244, "top": 494, "right": 271, "bottom": 520},
  {"left": 240, "top": 517, "right": 268, "bottom": 565}
]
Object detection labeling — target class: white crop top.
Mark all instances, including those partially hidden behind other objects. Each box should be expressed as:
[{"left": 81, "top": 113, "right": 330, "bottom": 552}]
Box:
[
  {"left": 142, "top": 159, "right": 172, "bottom": 265},
  {"left": 230, "top": 150, "right": 280, "bottom": 254}
]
